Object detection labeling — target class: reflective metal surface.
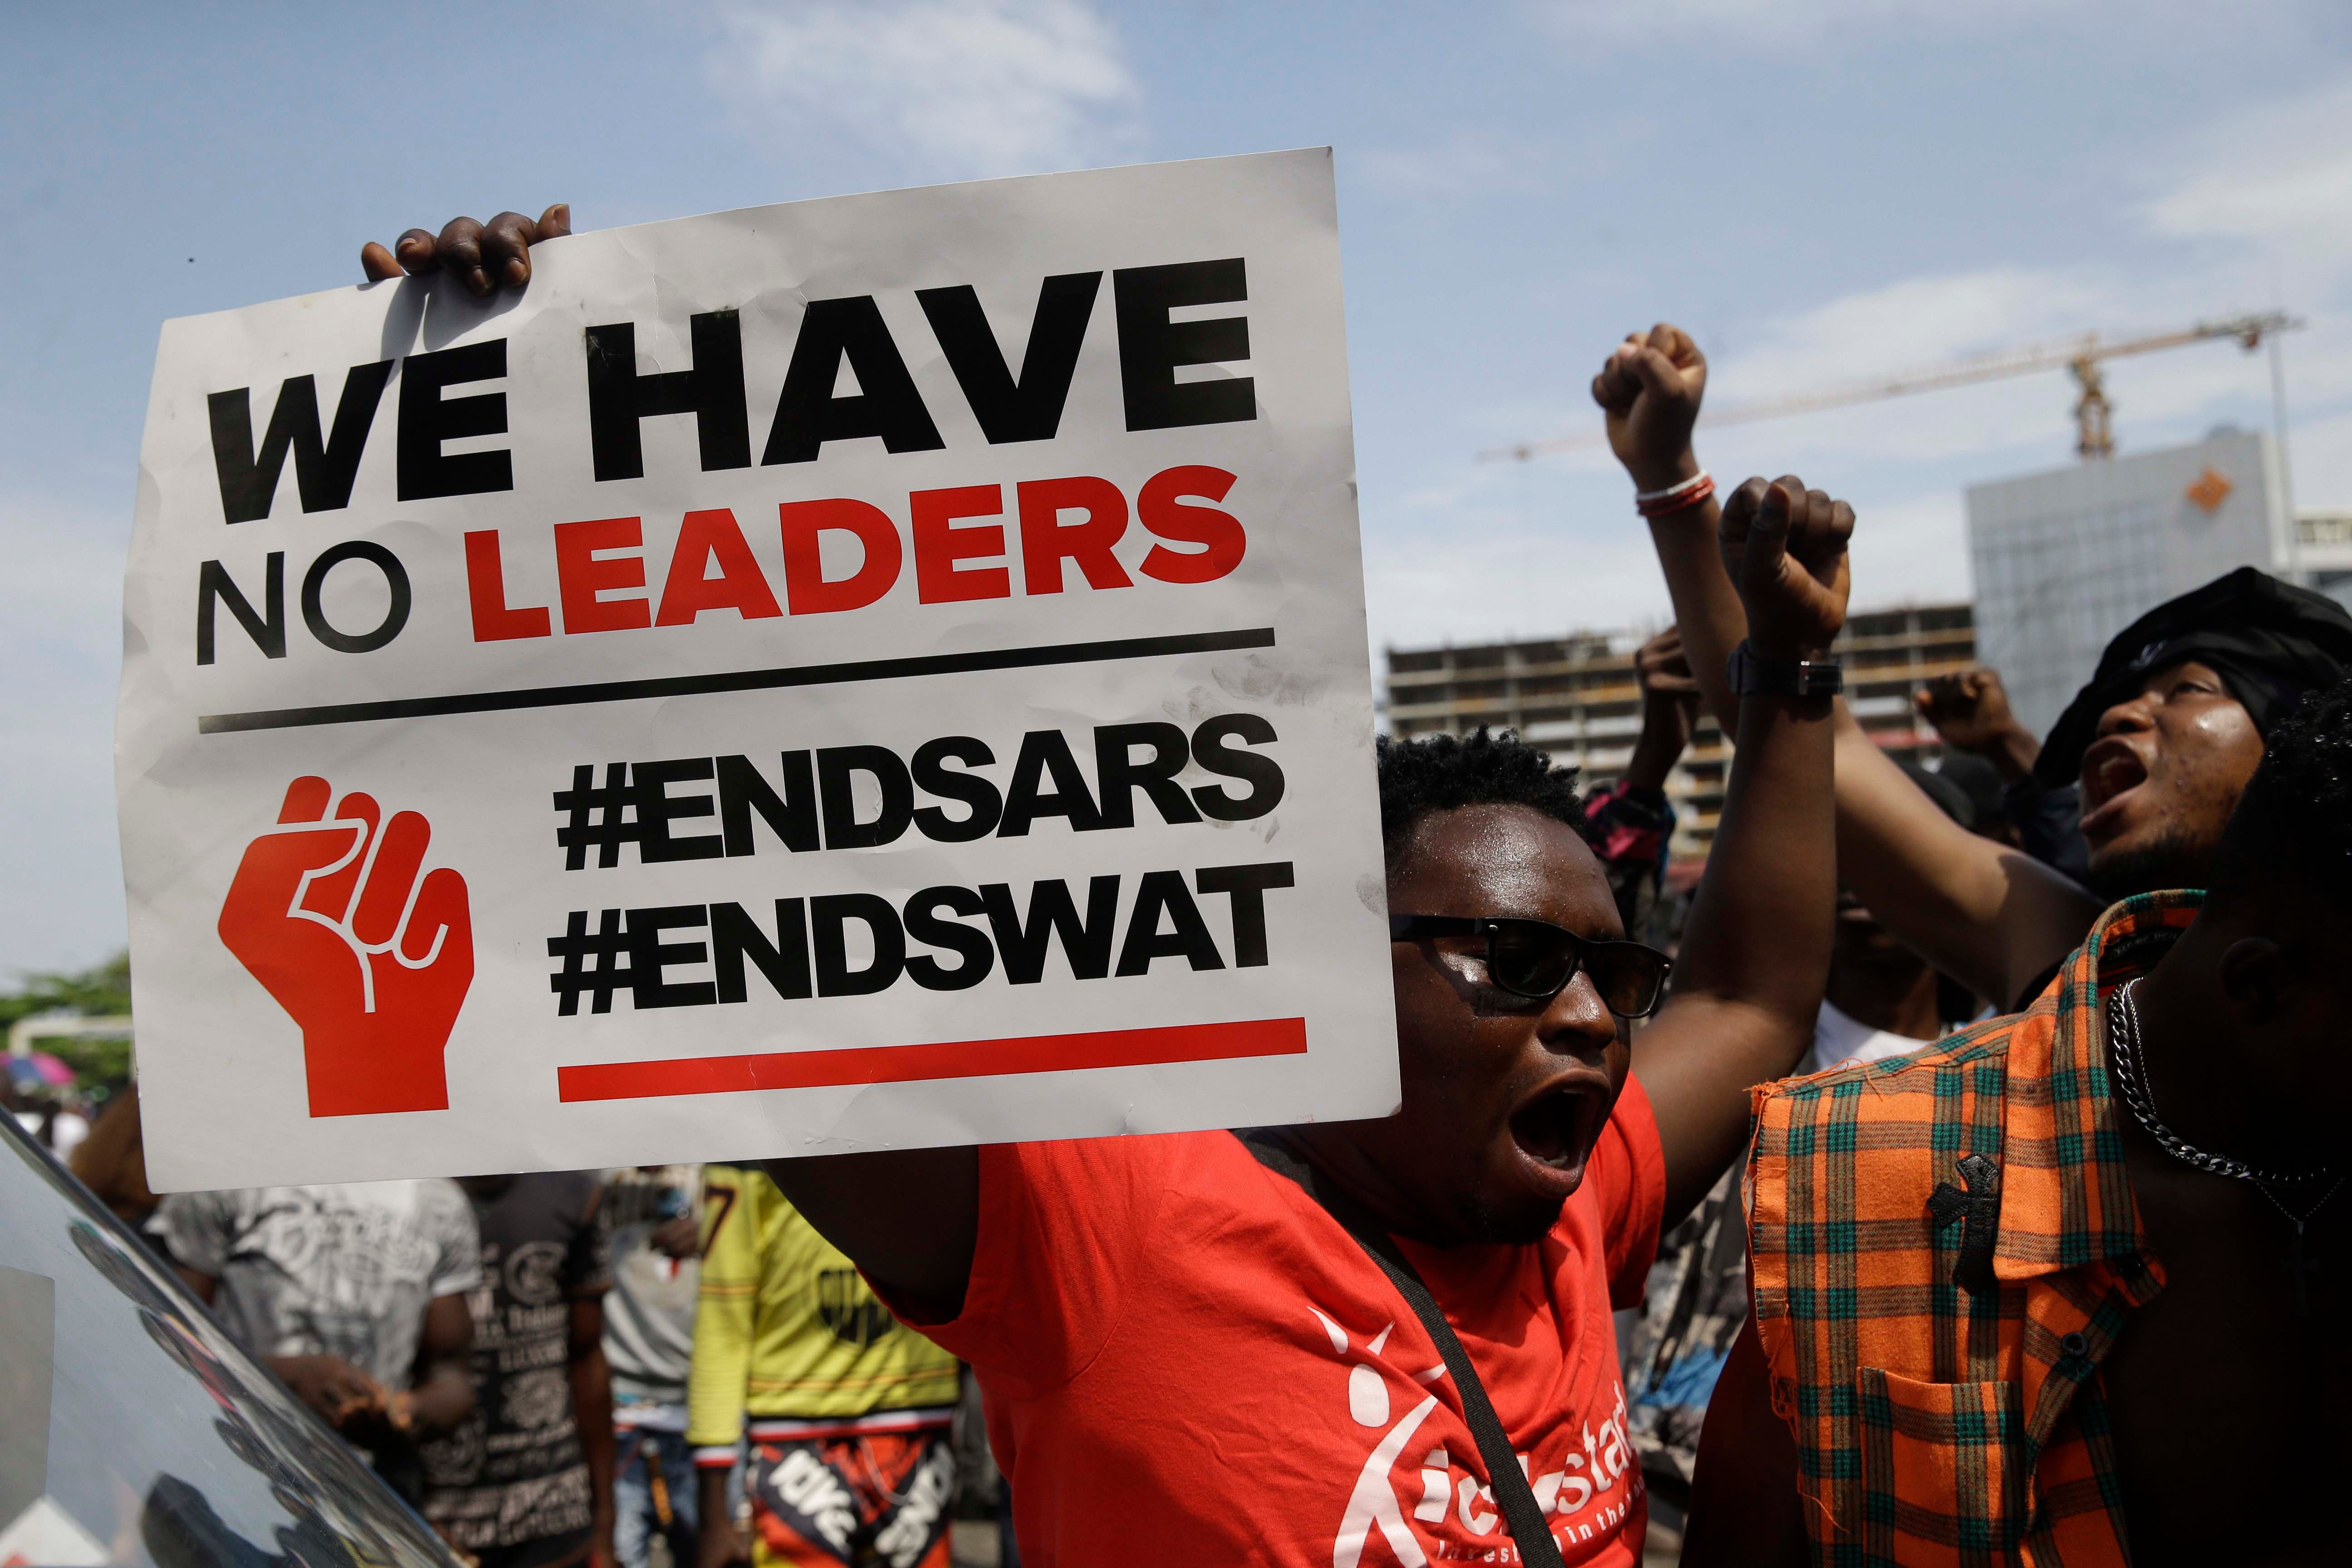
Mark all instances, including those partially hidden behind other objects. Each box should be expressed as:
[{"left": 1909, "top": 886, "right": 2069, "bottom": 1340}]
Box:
[{"left": 0, "top": 1112, "right": 460, "bottom": 1566}]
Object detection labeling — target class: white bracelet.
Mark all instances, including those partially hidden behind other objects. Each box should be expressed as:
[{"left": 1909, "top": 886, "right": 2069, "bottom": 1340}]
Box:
[{"left": 1634, "top": 470, "right": 1711, "bottom": 504}]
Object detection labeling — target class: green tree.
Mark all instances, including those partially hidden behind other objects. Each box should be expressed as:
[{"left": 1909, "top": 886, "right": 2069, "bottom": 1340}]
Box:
[{"left": 2, "top": 952, "right": 133, "bottom": 1091}]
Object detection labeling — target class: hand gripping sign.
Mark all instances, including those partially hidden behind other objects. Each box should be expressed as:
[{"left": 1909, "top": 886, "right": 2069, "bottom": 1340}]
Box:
[{"left": 118, "top": 151, "right": 1394, "bottom": 1189}]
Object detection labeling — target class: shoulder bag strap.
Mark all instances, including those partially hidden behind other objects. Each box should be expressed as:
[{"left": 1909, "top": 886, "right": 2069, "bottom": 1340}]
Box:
[{"left": 1236, "top": 1130, "right": 1565, "bottom": 1568}]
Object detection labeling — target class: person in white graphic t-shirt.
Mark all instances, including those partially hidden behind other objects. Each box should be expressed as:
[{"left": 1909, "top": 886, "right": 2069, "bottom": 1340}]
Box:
[{"left": 160, "top": 1180, "right": 481, "bottom": 1503}]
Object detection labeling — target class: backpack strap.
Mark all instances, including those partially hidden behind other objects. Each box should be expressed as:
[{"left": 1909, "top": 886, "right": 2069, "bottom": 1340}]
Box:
[{"left": 1236, "top": 1130, "right": 1565, "bottom": 1568}]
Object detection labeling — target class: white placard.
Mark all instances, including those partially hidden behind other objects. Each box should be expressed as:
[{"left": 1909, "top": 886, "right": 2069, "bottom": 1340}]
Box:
[{"left": 118, "top": 150, "right": 1396, "bottom": 1190}]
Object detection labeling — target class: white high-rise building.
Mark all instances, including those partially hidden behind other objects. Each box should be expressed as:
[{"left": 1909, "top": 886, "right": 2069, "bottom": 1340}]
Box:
[{"left": 1965, "top": 430, "right": 2296, "bottom": 741}]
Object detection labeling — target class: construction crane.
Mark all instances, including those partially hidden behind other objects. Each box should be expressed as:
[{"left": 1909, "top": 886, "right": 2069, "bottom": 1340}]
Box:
[{"left": 1477, "top": 311, "right": 2303, "bottom": 465}]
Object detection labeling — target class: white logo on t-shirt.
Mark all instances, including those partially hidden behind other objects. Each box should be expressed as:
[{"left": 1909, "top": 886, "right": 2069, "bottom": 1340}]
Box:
[{"left": 1312, "top": 1304, "right": 1643, "bottom": 1567}]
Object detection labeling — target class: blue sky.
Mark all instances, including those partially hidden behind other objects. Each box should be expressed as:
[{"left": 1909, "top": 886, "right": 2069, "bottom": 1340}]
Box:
[{"left": 8, "top": 0, "right": 2352, "bottom": 973}]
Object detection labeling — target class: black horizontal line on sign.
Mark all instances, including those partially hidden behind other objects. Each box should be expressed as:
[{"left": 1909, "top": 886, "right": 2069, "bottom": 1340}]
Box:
[{"left": 197, "top": 627, "right": 1280, "bottom": 735}]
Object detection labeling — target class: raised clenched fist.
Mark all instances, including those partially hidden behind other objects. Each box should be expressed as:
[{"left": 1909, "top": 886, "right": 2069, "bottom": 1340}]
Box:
[
  {"left": 1916, "top": 669, "right": 2016, "bottom": 753},
  {"left": 1590, "top": 323, "right": 1707, "bottom": 493},
  {"left": 218, "top": 776, "right": 474, "bottom": 1117},
  {"left": 1634, "top": 627, "right": 1703, "bottom": 711},
  {"left": 1719, "top": 476, "right": 1853, "bottom": 660}
]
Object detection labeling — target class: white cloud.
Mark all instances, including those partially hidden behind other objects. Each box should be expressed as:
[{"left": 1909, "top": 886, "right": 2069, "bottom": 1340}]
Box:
[
  {"left": 1359, "top": 460, "right": 1681, "bottom": 653},
  {"left": 1376, "top": 169, "right": 2352, "bottom": 654},
  {"left": 708, "top": 0, "right": 1142, "bottom": 180},
  {"left": 1363, "top": 514, "right": 1673, "bottom": 653},
  {"left": 1690, "top": 252, "right": 2349, "bottom": 472},
  {"left": 1708, "top": 267, "right": 2109, "bottom": 401},
  {"left": 1529, "top": 0, "right": 2082, "bottom": 46},
  {"left": 1842, "top": 490, "right": 1972, "bottom": 609},
  {"left": 1686, "top": 70, "right": 2352, "bottom": 495},
  {"left": 2140, "top": 74, "right": 2352, "bottom": 271}
]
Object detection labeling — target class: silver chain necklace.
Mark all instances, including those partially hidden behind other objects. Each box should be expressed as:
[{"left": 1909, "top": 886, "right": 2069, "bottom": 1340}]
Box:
[
  {"left": 2105, "top": 978, "right": 2332, "bottom": 1186},
  {"left": 2108, "top": 978, "right": 2346, "bottom": 1317}
]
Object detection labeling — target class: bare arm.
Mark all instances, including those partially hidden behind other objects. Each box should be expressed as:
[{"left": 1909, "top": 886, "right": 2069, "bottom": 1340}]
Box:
[
  {"left": 1833, "top": 704, "right": 2101, "bottom": 1005},
  {"left": 569, "top": 1298, "right": 617, "bottom": 1568},
  {"left": 1595, "top": 323, "right": 2102, "bottom": 1008},
  {"left": 1591, "top": 326, "right": 1744, "bottom": 733},
  {"left": 401, "top": 1290, "right": 476, "bottom": 1435},
  {"left": 697, "top": 1468, "right": 747, "bottom": 1568},
  {"left": 1622, "top": 627, "right": 1702, "bottom": 794},
  {"left": 758, "top": 1147, "right": 979, "bottom": 1325},
  {"left": 1633, "top": 478, "right": 1849, "bottom": 1225},
  {"left": 1681, "top": 1318, "right": 1808, "bottom": 1568}
]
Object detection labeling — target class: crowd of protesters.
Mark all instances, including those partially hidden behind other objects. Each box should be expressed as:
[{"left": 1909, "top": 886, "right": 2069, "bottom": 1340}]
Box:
[
  {"left": 34, "top": 1103, "right": 980, "bottom": 1568},
  {"left": 20, "top": 205, "right": 2352, "bottom": 1568}
]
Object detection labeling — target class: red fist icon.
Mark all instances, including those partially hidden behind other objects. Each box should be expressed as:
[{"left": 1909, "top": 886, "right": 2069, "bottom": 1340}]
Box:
[{"left": 219, "top": 776, "right": 475, "bottom": 1117}]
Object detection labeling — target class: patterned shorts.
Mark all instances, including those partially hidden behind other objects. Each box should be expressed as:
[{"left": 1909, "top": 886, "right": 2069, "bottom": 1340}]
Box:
[{"left": 749, "top": 1428, "right": 956, "bottom": 1568}]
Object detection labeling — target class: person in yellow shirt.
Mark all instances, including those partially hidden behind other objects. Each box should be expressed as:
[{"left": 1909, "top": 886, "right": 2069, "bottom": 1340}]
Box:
[{"left": 690, "top": 1165, "right": 961, "bottom": 1568}]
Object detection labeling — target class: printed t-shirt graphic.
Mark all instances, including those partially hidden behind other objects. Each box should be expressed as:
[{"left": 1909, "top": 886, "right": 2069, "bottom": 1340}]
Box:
[
  {"left": 216, "top": 774, "right": 475, "bottom": 1117},
  {"left": 155, "top": 1180, "right": 481, "bottom": 1392},
  {"left": 878, "top": 1077, "right": 1666, "bottom": 1567},
  {"left": 420, "top": 1173, "right": 612, "bottom": 1568}
]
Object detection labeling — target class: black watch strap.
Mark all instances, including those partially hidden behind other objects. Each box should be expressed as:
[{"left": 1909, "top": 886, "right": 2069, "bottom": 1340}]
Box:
[{"left": 1727, "top": 639, "right": 1842, "bottom": 698}]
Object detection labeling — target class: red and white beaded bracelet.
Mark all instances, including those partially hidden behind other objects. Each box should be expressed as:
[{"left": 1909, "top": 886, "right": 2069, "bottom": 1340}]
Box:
[{"left": 1634, "top": 470, "right": 1715, "bottom": 518}]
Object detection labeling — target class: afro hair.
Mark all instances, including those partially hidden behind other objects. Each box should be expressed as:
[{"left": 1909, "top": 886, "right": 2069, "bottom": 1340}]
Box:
[{"left": 1376, "top": 727, "right": 1596, "bottom": 871}]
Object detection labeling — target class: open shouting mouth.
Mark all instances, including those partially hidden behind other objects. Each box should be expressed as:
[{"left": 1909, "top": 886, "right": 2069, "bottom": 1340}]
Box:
[
  {"left": 2078, "top": 736, "right": 2151, "bottom": 839},
  {"left": 1506, "top": 1075, "right": 1612, "bottom": 1195}
]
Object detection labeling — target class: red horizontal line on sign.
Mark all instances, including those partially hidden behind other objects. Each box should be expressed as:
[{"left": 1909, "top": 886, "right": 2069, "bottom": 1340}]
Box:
[{"left": 556, "top": 1017, "right": 1308, "bottom": 1103}]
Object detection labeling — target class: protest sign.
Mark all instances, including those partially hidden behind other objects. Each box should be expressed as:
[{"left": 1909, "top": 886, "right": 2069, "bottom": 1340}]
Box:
[{"left": 117, "top": 150, "right": 1396, "bottom": 1190}]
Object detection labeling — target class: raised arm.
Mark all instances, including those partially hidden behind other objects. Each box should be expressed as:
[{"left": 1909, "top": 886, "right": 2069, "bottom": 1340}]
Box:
[
  {"left": 755, "top": 1147, "right": 978, "bottom": 1323},
  {"left": 1624, "top": 627, "right": 1703, "bottom": 795},
  {"left": 1593, "top": 323, "right": 2102, "bottom": 1008},
  {"left": 1592, "top": 327, "right": 1744, "bottom": 731},
  {"left": 1632, "top": 477, "right": 1848, "bottom": 1225},
  {"left": 1829, "top": 705, "right": 2100, "bottom": 1007}
]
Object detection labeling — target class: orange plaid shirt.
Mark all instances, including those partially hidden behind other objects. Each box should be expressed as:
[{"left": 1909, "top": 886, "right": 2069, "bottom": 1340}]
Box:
[{"left": 1746, "top": 892, "right": 2198, "bottom": 1566}]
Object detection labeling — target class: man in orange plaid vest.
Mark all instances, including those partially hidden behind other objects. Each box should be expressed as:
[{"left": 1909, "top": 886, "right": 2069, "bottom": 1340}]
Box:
[{"left": 1687, "top": 677, "right": 2352, "bottom": 1566}]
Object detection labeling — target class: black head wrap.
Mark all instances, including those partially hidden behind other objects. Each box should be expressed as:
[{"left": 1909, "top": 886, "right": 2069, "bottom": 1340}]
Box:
[{"left": 2033, "top": 567, "right": 2352, "bottom": 790}]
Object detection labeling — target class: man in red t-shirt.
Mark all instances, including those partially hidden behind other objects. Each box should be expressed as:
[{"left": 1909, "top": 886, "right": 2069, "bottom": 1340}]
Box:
[{"left": 361, "top": 213, "right": 1853, "bottom": 1565}]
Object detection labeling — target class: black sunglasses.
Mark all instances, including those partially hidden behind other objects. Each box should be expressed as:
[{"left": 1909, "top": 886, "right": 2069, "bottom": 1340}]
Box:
[{"left": 1388, "top": 914, "right": 1673, "bottom": 1018}]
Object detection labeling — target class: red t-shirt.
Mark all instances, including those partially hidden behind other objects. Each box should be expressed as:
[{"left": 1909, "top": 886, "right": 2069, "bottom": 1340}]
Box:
[{"left": 898, "top": 1078, "right": 1666, "bottom": 1567}]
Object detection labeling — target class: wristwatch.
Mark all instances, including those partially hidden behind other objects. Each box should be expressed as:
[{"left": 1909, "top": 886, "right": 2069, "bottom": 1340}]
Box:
[{"left": 1726, "top": 640, "right": 1842, "bottom": 698}]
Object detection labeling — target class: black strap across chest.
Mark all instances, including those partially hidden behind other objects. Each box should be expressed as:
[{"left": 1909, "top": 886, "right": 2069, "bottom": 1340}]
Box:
[{"left": 1235, "top": 1130, "right": 1565, "bottom": 1568}]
